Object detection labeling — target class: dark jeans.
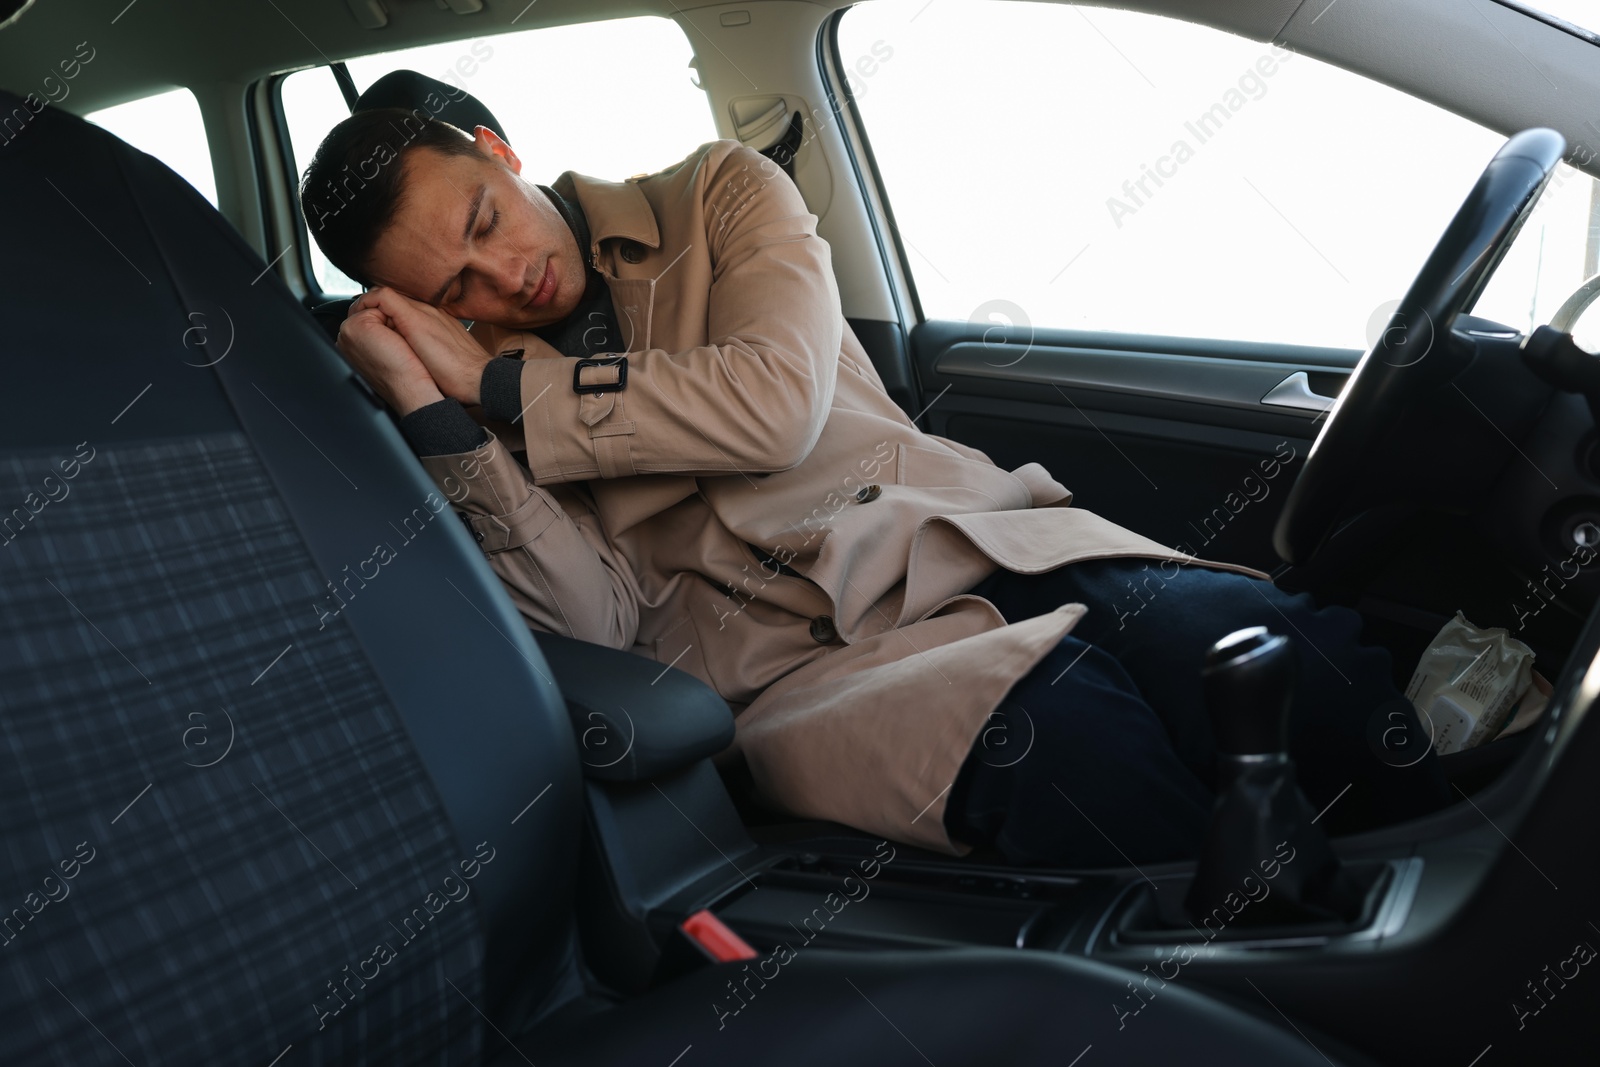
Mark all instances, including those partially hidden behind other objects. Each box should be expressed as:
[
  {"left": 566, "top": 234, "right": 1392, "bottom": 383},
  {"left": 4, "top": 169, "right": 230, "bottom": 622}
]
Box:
[{"left": 943, "top": 558, "right": 1450, "bottom": 867}]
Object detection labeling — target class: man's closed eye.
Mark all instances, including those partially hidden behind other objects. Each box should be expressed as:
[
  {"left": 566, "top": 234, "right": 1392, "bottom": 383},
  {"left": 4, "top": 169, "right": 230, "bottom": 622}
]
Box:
[{"left": 440, "top": 207, "right": 502, "bottom": 307}]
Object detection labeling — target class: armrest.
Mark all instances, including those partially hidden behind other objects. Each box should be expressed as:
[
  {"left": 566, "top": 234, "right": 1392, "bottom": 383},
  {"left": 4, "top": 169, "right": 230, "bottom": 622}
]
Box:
[{"left": 533, "top": 631, "right": 735, "bottom": 782}]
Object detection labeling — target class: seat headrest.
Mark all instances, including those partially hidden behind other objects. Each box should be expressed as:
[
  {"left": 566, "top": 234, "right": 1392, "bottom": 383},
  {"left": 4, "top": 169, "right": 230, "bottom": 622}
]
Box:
[{"left": 355, "top": 69, "right": 506, "bottom": 141}]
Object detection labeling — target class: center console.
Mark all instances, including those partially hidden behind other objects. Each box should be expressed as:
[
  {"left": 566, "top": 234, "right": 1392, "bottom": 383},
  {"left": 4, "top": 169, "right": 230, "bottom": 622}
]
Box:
[{"left": 538, "top": 599, "right": 1600, "bottom": 1065}]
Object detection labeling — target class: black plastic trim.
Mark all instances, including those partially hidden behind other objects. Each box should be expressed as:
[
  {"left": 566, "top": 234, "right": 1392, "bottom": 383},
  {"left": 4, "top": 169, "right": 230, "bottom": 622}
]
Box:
[
  {"left": 1490, "top": 0, "right": 1600, "bottom": 47},
  {"left": 934, "top": 341, "right": 1345, "bottom": 417},
  {"left": 914, "top": 319, "right": 1364, "bottom": 371},
  {"left": 243, "top": 76, "right": 281, "bottom": 288},
  {"left": 330, "top": 61, "right": 360, "bottom": 110},
  {"left": 846, "top": 316, "right": 917, "bottom": 421},
  {"left": 267, "top": 71, "right": 323, "bottom": 299}
]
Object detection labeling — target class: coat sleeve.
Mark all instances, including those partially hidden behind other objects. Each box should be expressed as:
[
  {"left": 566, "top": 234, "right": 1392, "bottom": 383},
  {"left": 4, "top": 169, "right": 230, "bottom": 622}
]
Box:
[
  {"left": 419, "top": 431, "right": 641, "bottom": 649},
  {"left": 513, "top": 142, "right": 843, "bottom": 485}
]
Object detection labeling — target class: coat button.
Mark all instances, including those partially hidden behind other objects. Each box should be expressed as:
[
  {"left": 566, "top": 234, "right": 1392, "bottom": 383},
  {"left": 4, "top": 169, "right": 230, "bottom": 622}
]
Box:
[
  {"left": 809, "top": 615, "right": 838, "bottom": 644},
  {"left": 620, "top": 240, "right": 646, "bottom": 264},
  {"left": 854, "top": 483, "right": 882, "bottom": 503}
]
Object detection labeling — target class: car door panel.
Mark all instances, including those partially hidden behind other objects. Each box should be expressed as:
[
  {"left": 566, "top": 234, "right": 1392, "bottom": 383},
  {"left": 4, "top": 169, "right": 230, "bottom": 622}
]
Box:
[{"left": 910, "top": 322, "right": 1359, "bottom": 572}]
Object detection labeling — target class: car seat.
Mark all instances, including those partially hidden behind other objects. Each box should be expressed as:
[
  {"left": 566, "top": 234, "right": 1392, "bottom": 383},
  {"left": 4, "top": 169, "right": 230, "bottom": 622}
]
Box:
[{"left": 0, "top": 89, "right": 1367, "bottom": 1066}]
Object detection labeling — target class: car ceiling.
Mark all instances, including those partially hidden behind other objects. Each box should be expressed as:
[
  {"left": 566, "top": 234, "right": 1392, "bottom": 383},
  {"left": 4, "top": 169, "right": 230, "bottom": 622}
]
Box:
[
  {"left": 1, "top": 0, "right": 1313, "bottom": 113},
  {"left": 1, "top": 0, "right": 1596, "bottom": 201},
  {"left": 0, "top": 0, "right": 1590, "bottom": 125}
]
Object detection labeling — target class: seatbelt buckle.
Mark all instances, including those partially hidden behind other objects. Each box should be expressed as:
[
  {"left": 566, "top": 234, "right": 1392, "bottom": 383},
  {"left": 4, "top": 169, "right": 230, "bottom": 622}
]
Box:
[
  {"left": 573, "top": 355, "right": 627, "bottom": 395},
  {"left": 678, "top": 908, "right": 758, "bottom": 963},
  {"left": 651, "top": 908, "right": 757, "bottom": 984}
]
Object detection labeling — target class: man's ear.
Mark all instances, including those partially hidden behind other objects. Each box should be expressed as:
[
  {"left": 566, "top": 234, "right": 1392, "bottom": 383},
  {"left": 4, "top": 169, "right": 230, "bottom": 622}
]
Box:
[{"left": 473, "top": 125, "right": 521, "bottom": 175}]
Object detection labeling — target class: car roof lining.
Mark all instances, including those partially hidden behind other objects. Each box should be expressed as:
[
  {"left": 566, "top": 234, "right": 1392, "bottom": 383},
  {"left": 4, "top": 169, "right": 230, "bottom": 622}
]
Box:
[
  {"left": 0, "top": 1, "right": 1571, "bottom": 112},
  {"left": 10, "top": 1, "right": 1302, "bottom": 117},
  {"left": 2, "top": 0, "right": 1592, "bottom": 171}
]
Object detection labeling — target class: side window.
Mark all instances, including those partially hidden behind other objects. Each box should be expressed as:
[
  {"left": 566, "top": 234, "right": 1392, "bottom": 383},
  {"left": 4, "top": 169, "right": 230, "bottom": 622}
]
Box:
[
  {"left": 281, "top": 68, "right": 362, "bottom": 294},
  {"left": 280, "top": 15, "right": 718, "bottom": 296},
  {"left": 838, "top": 1, "right": 1597, "bottom": 351},
  {"left": 87, "top": 87, "right": 217, "bottom": 207}
]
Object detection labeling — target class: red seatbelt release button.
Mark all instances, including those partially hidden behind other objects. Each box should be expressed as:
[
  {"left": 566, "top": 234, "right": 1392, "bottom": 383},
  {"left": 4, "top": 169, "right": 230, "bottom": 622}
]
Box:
[{"left": 679, "top": 908, "right": 758, "bottom": 962}]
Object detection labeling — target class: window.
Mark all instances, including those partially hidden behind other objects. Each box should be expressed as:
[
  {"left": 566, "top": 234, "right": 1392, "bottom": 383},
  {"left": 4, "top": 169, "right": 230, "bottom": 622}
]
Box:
[
  {"left": 281, "top": 68, "right": 363, "bottom": 294},
  {"left": 838, "top": 0, "right": 1599, "bottom": 351},
  {"left": 87, "top": 88, "right": 216, "bottom": 206},
  {"left": 280, "top": 16, "right": 717, "bottom": 296}
]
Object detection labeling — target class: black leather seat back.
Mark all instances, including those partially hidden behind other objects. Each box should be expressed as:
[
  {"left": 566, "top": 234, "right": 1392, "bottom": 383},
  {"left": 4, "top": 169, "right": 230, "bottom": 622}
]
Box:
[{"left": 0, "top": 91, "right": 583, "bottom": 1063}]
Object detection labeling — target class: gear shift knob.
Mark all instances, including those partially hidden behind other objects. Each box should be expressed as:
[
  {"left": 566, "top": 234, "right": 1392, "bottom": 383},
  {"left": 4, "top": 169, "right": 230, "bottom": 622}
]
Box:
[
  {"left": 1202, "top": 626, "right": 1293, "bottom": 756},
  {"left": 1185, "top": 627, "right": 1366, "bottom": 927}
]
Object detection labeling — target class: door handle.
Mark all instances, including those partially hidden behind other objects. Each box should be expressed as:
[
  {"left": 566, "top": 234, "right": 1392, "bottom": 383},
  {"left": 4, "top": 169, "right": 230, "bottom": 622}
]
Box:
[{"left": 1261, "top": 371, "right": 1334, "bottom": 413}]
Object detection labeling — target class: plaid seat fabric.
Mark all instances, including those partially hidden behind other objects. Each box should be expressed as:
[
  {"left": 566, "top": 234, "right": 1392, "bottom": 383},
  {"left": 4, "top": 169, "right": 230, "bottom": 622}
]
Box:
[{"left": 0, "top": 433, "right": 484, "bottom": 1066}]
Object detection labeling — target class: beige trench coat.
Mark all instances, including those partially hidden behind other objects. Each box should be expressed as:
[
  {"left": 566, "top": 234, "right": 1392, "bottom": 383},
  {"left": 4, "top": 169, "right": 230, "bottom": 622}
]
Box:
[{"left": 420, "top": 140, "right": 1265, "bottom": 854}]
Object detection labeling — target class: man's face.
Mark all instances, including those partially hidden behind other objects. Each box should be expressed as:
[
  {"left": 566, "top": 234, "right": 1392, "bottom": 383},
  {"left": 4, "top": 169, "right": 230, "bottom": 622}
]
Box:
[{"left": 364, "top": 128, "right": 587, "bottom": 330}]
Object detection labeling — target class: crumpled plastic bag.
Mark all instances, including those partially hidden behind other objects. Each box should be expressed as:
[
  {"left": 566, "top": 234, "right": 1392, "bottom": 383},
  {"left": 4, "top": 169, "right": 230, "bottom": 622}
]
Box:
[
  {"left": 1405, "top": 612, "right": 1546, "bottom": 755},
  {"left": 1495, "top": 669, "right": 1552, "bottom": 741}
]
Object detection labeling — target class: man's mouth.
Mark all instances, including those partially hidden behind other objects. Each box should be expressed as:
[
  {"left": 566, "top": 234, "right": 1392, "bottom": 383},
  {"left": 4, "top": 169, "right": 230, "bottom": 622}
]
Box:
[{"left": 524, "top": 261, "right": 557, "bottom": 311}]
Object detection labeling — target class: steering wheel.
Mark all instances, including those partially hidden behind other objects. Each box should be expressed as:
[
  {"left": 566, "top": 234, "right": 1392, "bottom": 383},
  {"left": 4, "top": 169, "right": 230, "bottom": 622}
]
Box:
[{"left": 1274, "top": 128, "right": 1568, "bottom": 564}]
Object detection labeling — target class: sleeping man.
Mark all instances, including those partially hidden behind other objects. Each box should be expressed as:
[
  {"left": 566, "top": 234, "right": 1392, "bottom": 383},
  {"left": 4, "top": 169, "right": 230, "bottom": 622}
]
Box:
[{"left": 302, "top": 103, "right": 1450, "bottom": 866}]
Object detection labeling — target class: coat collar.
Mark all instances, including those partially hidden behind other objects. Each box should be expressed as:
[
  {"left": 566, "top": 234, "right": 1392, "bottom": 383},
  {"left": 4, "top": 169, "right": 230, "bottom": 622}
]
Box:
[{"left": 551, "top": 170, "right": 662, "bottom": 265}]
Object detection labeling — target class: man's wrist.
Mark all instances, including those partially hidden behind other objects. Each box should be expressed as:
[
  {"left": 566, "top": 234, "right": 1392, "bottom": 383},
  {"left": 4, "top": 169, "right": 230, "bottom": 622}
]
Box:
[
  {"left": 390, "top": 379, "right": 446, "bottom": 417},
  {"left": 451, "top": 349, "right": 498, "bottom": 407}
]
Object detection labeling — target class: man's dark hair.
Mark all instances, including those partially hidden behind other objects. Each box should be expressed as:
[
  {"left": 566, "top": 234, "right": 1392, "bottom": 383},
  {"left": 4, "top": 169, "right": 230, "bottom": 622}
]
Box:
[{"left": 299, "top": 107, "right": 481, "bottom": 286}]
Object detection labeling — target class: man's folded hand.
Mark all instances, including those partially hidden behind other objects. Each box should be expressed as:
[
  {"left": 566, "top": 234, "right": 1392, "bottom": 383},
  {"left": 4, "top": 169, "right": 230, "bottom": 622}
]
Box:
[
  {"left": 334, "top": 300, "right": 444, "bottom": 417},
  {"left": 350, "top": 286, "right": 496, "bottom": 406}
]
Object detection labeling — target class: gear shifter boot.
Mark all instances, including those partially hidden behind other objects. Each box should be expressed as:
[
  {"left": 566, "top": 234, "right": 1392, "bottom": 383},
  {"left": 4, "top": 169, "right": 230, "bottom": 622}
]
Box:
[{"left": 1184, "top": 627, "right": 1366, "bottom": 927}]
